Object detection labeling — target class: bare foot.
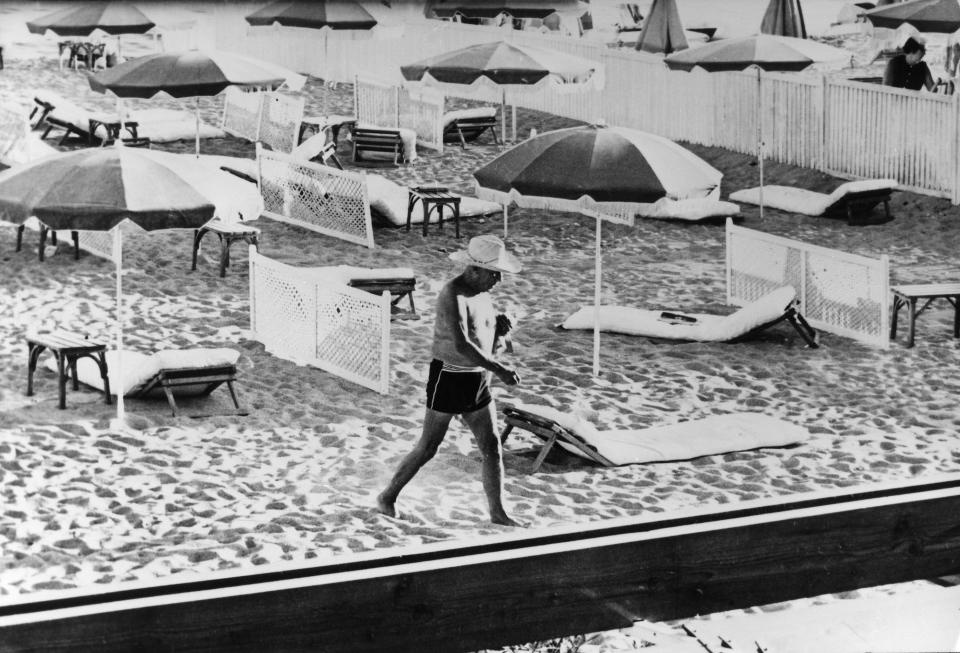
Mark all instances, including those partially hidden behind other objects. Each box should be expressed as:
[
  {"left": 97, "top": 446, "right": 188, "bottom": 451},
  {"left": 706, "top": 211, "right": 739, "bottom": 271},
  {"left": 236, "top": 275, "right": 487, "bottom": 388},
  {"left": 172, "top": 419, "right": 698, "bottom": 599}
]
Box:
[
  {"left": 491, "top": 512, "right": 525, "bottom": 527},
  {"left": 376, "top": 493, "right": 397, "bottom": 518}
]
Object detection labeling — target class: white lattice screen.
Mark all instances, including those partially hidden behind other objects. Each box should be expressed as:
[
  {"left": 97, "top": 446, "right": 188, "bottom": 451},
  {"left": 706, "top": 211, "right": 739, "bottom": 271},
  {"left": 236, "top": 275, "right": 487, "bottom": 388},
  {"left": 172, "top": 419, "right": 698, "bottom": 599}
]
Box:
[
  {"left": 221, "top": 87, "right": 263, "bottom": 143},
  {"left": 73, "top": 230, "right": 116, "bottom": 262},
  {"left": 248, "top": 248, "right": 390, "bottom": 394},
  {"left": 0, "top": 104, "right": 26, "bottom": 162},
  {"left": 258, "top": 93, "right": 304, "bottom": 154},
  {"left": 257, "top": 144, "right": 374, "bottom": 248},
  {"left": 398, "top": 87, "right": 444, "bottom": 152},
  {"left": 355, "top": 76, "right": 398, "bottom": 128},
  {"left": 725, "top": 221, "right": 889, "bottom": 348}
]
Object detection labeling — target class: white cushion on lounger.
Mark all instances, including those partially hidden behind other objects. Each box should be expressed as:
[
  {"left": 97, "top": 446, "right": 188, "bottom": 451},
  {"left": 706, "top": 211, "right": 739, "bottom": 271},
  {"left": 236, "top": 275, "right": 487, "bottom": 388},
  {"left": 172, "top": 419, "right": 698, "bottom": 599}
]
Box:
[
  {"left": 126, "top": 109, "right": 226, "bottom": 143},
  {"left": 442, "top": 107, "right": 497, "bottom": 129},
  {"left": 512, "top": 403, "right": 808, "bottom": 465},
  {"left": 729, "top": 179, "right": 897, "bottom": 216},
  {"left": 365, "top": 174, "right": 501, "bottom": 226},
  {"left": 638, "top": 197, "right": 740, "bottom": 221},
  {"left": 154, "top": 348, "right": 240, "bottom": 370},
  {"left": 44, "top": 350, "right": 159, "bottom": 396},
  {"left": 560, "top": 286, "right": 797, "bottom": 341}
]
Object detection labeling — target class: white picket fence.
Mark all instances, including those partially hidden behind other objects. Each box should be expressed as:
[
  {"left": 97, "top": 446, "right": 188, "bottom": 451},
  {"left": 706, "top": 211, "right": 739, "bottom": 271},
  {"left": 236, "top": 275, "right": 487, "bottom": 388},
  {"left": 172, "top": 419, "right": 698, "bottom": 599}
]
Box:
[{"left": 210, "top": 8, "right": 960, "bottom": 204}]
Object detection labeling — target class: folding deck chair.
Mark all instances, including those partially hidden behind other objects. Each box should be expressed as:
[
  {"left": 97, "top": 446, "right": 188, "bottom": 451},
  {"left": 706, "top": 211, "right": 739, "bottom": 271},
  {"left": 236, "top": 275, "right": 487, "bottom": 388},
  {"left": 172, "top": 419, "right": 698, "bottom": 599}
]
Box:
[
  {"left": 729, "top": 179, "right": 897, "bottom": 225},
  {"left": 561, "top": 286, "right": 819, "bottom": 346}
]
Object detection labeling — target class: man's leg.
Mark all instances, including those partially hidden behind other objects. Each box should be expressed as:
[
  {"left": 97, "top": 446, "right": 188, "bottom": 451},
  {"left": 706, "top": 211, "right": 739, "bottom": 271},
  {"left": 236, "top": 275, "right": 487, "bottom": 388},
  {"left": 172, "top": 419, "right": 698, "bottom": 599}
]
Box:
[
  {"left": 462, "top": 401, "right": 521, "bottom": 527},
  {"left": 377, "top": 408, "right": 453, "bottom": 517}
]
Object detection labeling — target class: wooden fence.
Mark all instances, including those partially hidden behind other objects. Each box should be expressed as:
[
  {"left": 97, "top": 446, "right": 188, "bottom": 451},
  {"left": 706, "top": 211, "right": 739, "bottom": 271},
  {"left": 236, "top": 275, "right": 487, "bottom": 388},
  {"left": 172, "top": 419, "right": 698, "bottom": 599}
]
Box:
[{"left": 211, "top": 6, "right": 960, "bottom": 204}]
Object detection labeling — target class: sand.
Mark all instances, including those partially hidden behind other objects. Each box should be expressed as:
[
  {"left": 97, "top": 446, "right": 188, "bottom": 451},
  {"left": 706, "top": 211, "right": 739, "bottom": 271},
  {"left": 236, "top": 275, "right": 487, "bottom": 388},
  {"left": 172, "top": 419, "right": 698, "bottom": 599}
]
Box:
[{"left": 2, "top": 10, "right": 960, "bottom": 651}]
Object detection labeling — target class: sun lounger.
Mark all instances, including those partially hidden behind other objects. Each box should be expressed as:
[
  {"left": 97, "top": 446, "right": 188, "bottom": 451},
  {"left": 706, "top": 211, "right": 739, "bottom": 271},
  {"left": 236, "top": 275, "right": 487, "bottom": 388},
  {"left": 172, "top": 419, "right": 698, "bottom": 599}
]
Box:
[
  {"left": 637, "top": 197, "right": 741, "bottom": 222},
  {"left": 728, "top": 179, "right": 897, "bottom": 225},
  {"left": 365, "top": 173, "right": 501, "bottom": 228},
  {"left": 442, "top": 107, "right": 499, "bottom": 148},
  {"left": 353, "top": 124, "right": 418, "bottom": 165},
  {"left": 291, "top": 132, "right": 343, "bottom": 169},
  {"left": 500, "top": 403, "right": 809, "bottom": 472},
  {"left": 560, "top": 286, "right": 819, "bottom": 346},
  {"left": 44, "top": 347, "right": 246, "bottom": 417}
]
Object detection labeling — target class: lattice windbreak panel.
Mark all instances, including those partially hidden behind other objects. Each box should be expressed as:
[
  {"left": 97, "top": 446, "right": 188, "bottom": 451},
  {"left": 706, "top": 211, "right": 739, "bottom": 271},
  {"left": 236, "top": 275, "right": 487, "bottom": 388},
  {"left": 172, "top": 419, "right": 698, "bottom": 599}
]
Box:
[
  {"left": 258, "top": 146, "right": 374, "bottom": 248},
  {"left": 259, "top": 92, "right": 304, "bottom": 155},
  {"left": 726, "top": 222, "right": 889, "bottom": 347},
  {"left": 0, "top": 104, "right": 27, "bottom": 163},
  {"left": 74, "top": 230, "right": 116, "bottom": 262},
  {"left": 221, "top": 87, "right": 263, "bottom": 143},
  {"left": 249, "top": 250, "right": 390, "bottom": 394},
  {"left": 355, "top": 76, "right": 398, "bottom": 128},
  {"left": 398, "top": 87, "right": 444, "bottom": 152}
]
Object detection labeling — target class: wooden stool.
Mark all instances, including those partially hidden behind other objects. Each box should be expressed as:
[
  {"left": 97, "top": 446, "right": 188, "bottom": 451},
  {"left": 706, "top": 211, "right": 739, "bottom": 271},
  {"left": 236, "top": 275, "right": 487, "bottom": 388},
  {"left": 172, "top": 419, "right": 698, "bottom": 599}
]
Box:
[
  {"left": 16, "top": 224, "right": 80, "bottom": 262},
  {"left": 890, "top": 283, "right": 960, "bottom": 347},
  {"left": 26, "top": 331, "right": 110, "bottom": 409},
  {"left": 192, "top": 220, "right": 261, "bottom": 278},
  {"left": 407, "top": 186, "right": 462, "bottom": 238}
]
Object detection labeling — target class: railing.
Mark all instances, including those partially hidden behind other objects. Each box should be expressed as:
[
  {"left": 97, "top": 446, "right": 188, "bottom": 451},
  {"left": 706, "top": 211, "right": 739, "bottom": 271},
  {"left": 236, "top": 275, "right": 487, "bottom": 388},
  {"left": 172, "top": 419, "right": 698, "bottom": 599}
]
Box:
[{"left": 210, "top": 7, "right": 960, "bottom": 204}]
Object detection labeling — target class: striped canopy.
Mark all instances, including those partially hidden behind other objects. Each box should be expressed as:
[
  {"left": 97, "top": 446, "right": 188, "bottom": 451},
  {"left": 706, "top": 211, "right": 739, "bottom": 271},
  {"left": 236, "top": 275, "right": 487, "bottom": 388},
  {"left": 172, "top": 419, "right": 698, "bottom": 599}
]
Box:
[
  {"left": 26, "top": 2, "right": 154, "bottom": 37},
  {"left": 864, "top": 0, "right": 960, "bottom": 33},
  {"left": 245, "top": 1, "right": 377, "bottom": 30},
  {"left": 664, "top": 34, "right": 847, "bottom": 72}
]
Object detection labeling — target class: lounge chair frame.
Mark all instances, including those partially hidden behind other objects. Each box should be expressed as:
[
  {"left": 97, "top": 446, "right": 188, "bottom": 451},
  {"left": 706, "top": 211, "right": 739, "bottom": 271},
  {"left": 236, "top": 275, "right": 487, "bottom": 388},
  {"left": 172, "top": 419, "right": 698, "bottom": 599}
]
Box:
[
  {"left": 823, "top": 188, "right": 893, "bottom": 225},
  {"left": 729, "top": 299, "right": 820, "bottom": 348},
  {"left": 500, "top": 406, "right": 614, "bottom": 473},
  {"left": 132, "top": 365, "right": 247, "bottom": 418},
  {"left": 443, "top": 116, "right": 499, "bottom": 148},
  {"left": 352, "top": 126, "right": 405, "bottom": 166}
]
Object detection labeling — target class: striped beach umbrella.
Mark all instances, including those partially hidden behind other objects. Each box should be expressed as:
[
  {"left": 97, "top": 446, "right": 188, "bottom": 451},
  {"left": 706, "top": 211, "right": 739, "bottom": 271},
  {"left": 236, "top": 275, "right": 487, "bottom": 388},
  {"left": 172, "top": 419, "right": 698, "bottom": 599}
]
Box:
[
  {"left": 864, "top": 0, "right": 960, "bottom": 32},
  {"left": 245, "top": 0, "right": 377, "bottom": 29},
  {"left": 635, "top": 0, "right": 689, "bottom": 54},
  {"left": 26, "top": 2, "right": 155, "bottom": 37}
]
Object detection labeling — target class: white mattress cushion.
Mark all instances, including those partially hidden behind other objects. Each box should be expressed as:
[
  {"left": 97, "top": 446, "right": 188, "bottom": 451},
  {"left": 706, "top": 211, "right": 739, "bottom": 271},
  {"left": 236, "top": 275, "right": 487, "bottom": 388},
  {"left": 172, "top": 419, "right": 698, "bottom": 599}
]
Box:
[
  {"left": 44, "top": 350, "right": 159, "bottom": 396},
  {"left": 154, "top": 348, "right": 240, "bottom": 370},
  {"left": 638, "top": 197, "right": 740, "bottom": 221},
  {"left": 365, "top": 174, "right": 501, "bottom": 226},
  {"left": 442, "top": 107, "right": 497, "bottom": 129},
  {"left": 560, "top": 286, "right": 797, "bottom": 342},
  {"left": 729, "top": 179, "right": 896, "bottom": 216}
]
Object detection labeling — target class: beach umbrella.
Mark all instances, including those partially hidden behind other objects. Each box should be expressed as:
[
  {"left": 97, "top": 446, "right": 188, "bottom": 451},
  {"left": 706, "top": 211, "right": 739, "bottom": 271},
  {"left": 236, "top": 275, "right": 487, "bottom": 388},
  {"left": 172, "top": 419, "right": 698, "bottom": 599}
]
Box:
[
  {"left": 244, "top": 1, "right": 376, "bottom": 115},
  {"left": 0, "top": 146, "right": 229, "bottom": 423},
  {"left": 474, "top": 124, "right": 720, "bottom": 375},
  {"left": 761, "top": 0, "right": 808, "bottom": 38},
  {"left": 428, "top": 1, "right": 579, "bottom": 20},
  {"left": 88, "top": 49, "right": 304, "bottom": 156},
  {"left": 864, "top": 0, "right": 960, "bottom": 32},
  {"left": 665, "top": 35, "right": 848, "bottom": 216},
  {"left": 26, "top": 2, "right": 155, "bottom": 65},
  {"left": 401, "top": 41, "right": 599, "bottom": 142},
  {"left": 635, "top": 0, "right": 689, "bottom": 54}
]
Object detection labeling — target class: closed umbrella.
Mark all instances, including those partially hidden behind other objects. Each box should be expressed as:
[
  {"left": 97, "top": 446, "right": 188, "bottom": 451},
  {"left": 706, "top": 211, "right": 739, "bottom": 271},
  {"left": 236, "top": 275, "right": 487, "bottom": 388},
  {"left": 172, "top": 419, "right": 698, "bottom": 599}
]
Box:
[
  {"left": 27, "top": 2, "right": 155, "bottom": 67},
  {"left": 665, "top": 35, "right": 848, "bottom": 216},
  {"left": 0, "top": 147, "right": 258, "bottom": 423},
  {"left": 401, "top": 40, "right": 599, "bottom": 142},
  {"left": 88, "top": 49, "right": 304, "bottom": 156},
  {"left": 864, "top": 0, "right": 960, "bottom": 32},
  {"left": 761, "top": 0, "right": 808, "bottom": 38},
  {"left": 474, "top": 124, "right": 721, "bottom": 375},
  {"left": 635, "top": 0, "right": 689, "bottom": 54}
]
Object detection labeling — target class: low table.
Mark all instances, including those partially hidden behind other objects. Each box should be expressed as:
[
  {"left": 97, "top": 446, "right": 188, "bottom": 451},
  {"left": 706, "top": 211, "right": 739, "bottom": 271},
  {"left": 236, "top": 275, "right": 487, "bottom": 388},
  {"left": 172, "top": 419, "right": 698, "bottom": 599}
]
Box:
[
  {"left": 298, "top": 115, "right": 357, "bottom": 147},
  {"left": 890, "top": 283, "right": 960, "bottom": 348},
  {"left": 407, "top": 186, "right": 462, "bottom": 238},
  {"left": 26, "top": 331, "right": 110, "bottom": 409},
  {"left": 88, "top": 115, "right": 139, "bottom": 146},
  {"left": 191, "top": 220, "right": 261, "bottom": 278}
]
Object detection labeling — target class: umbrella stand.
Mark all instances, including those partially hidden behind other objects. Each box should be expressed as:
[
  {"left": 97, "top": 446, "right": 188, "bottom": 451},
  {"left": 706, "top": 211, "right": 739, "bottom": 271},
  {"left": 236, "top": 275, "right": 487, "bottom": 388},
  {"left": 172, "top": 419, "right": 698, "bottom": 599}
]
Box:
[
  {"left": 112, "top": 227, "right": 126, "bottom": 423},
  {"left": 593, "top": 213, "right": 602, "bottom": 377}
]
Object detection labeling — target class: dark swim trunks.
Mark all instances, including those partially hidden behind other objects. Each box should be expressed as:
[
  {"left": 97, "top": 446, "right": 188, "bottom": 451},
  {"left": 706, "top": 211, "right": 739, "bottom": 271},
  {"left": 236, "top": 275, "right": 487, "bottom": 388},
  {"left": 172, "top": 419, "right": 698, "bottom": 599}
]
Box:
[{"left": 425, "top": 359, "right": 492, "bottom": 414}]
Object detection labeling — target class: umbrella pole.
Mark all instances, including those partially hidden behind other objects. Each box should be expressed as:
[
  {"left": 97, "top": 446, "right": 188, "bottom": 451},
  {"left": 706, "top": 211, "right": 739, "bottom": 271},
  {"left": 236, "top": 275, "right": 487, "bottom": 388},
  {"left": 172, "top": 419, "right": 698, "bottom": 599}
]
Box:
[
  {"left": 113, "top": 228, "right": 126, "bottom": 424},
  {"left": 757, "top": 66, "right": 764, "bottom": 219},
  {"left": 593, "top": 214, "right": 601, "bottom": 378},
  {"left": 503, "top": 204, "right": 509, "bottom": 240},
  {"left": 195, "top": 96, "right": 201, "bottom": 158},
  {"left": 512, "top": 103, "right": 517, "bottom": 144},
  {"left": 501, "top": 89, "right": 507, "bottom": 148}
]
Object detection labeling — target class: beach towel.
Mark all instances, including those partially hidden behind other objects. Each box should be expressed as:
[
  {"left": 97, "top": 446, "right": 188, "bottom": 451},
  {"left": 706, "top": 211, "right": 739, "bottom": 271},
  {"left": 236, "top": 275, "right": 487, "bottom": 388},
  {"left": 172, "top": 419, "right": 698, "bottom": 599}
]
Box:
[
  {"left": 728, "top": 179, "right": 897, "bottom": 216},
  {"left": 510, "top": 402, "right": 809, "bottom": 465},
  {"left": 560, "top": 286, "right": 800, "bottom": 342}
]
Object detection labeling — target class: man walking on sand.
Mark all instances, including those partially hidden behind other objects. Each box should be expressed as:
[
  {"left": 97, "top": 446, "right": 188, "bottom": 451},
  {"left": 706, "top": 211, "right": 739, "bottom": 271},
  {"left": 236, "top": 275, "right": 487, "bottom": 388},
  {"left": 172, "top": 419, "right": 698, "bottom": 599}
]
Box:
[{"left": 377, "top": 235, "right": 523, "bottom": 526}]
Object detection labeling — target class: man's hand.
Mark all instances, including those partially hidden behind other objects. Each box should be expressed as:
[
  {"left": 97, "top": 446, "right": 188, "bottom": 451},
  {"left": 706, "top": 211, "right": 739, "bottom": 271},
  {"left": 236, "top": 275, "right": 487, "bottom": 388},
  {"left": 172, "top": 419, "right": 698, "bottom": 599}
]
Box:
[{"left": 495, "top": 364, "right": 521, "bottom": 386}]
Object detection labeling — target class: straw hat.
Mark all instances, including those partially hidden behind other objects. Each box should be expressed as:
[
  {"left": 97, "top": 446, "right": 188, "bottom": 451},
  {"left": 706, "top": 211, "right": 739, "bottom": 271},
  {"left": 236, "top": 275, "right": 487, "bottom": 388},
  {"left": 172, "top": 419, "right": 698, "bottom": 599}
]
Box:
[{"left": 449, "top": 234, "right": 522, "bottom": 273}]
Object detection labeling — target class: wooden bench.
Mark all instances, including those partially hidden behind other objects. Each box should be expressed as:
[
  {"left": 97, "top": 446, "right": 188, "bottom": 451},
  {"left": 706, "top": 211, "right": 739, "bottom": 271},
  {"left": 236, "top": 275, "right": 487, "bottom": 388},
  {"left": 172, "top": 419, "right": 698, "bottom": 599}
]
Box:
[
  {"left": 443, "top": 115, "right": 499, "bottom": 148},
  {"left": 353, "top": 126, "right": 405, "bottom": 166}
]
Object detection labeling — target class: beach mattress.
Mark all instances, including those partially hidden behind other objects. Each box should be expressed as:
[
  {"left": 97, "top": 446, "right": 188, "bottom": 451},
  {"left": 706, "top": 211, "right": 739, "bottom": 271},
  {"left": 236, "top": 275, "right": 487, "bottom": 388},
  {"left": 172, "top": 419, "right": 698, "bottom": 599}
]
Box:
[
  {"left": 729, "top": 179, "right": 897, "bottom": 216},
  {"left": 513, "top": 402, "right": 808, "bottom": 465},
  {"left": 442, "top": 107, "right": 497, "bottom": 130},
  {"left": 637, "top": 196, "right": 740, "bottom": 221},
  {"left": 560, "top": 286, "right": 797, "bottom": 341},
  {"left": 44, "top": 348, "right": 240, "bottom": 397},
  {"left": 365, "top": 173, "right": 502, "bottom": 227}
]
